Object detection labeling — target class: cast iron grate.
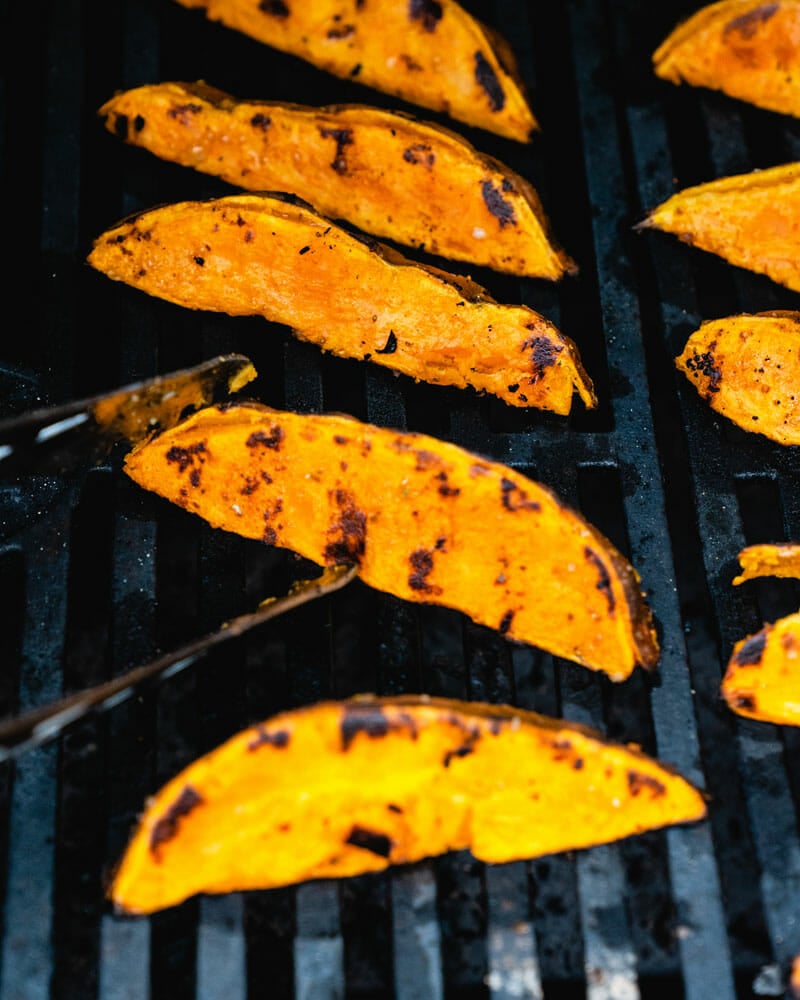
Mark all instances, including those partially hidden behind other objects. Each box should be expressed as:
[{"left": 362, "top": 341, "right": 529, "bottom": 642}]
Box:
[{"left": 2, "top": 0, "right": 800, "bottom": 996}]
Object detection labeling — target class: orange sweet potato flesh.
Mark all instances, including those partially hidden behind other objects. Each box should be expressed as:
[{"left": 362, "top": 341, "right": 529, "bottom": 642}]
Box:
[
  {"left": 123, "top": 402, "right": 658, "bottom": 680},
  {"left": 98, "top": 82, "right": 574, "bottom": 280},
  {"left": 653, "top": 0, "right": 800, "bottom": 118},
  {"left": 174, "top": 0, "right": 537, "bottom": 142},
  {"left": 722, "top": 612, "right": 800, "bottom": 725},
  {"left": 722, "top": 544, "right": 800, "bottom": 725},
  {"left": 639, "top": 162, "right": 800, "bottom": 292},
  {"left": 87, "top": 194, "right": 596, "bottom": 414},
  {"left": 109, "top": 694, "right": 706, "bottom": 914},
  {"left": 733, "top": 542, "right": 800, "bottom": 584},
  {"left": 675, "top": 311, "right": 800, "bottom": 445}
]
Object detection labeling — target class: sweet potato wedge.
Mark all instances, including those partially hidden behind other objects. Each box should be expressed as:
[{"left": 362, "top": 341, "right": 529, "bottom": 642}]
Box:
[
  {"left": 109, "top": 694, "right": 706, "bottom": 914},
  {"left": 733, "top": 542, "right": 800, "bottom": 584},
  {"left": 653, "top": 0, "right": 800, "bottom": 118},
  {"left": 722, "top": 612, "right": 800, "bottom": 725},
  {"left": 174, "top": 0, "right": 537, "bottom": 142},
  {"left": 638, "top": 162, "right": 800, "bottom": 292},
  {"left": 675, "top": 311, "right": 800, "bottom": 445},
  {"left": 123, "top": 402, "right": 658, "bottom": 680},
  {"left": 86, "top": 193, "right": 596, "bottom": 415},
  {"left": 98, "top": 82, "right": 574, "bottom": 280},
  {"left": 722, "top": 544, "right": 800, "bottom": 725}
]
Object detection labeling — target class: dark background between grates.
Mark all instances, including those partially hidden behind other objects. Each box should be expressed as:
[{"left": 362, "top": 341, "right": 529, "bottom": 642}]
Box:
[{"left": 2, "top": 0, "right": 800, "bottom": 997}]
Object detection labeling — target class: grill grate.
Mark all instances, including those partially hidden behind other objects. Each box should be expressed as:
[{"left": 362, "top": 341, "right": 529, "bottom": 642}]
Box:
[{"left": 3, "top": 0, "right": 800, "bottom": 996}]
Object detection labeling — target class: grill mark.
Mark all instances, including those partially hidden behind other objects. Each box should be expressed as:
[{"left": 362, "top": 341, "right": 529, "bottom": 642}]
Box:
[
  {"left": 584, "top": 546, "right": 615, "bottom": 614},
  {"left": 247, "top": 726, "right": 291, "bottom": 751},
  {"left": 324, "top": 489, "right": 367, "bottom": 564},
  {"left": 319, "top": 126, "right": 354, "bottom": 174},
  {"left": 346, "top": 825, "right": 392, "bottom": 857},
  {"left": 149, "top": 786, "right": 203, "bottom": 859},
  {"left": 408, "top": 0, "right": 442, "bottom": 31},
  {"left": 724, "top": 2, "right": 779, "bottom": 38},
  {"left": 481, "top": 180, "right": 517, "bottom": 227},
  {"left": 735, "top": 633, "right": 767, "bottom": 666},
  {"left": 474, "top": 51, "right": 506, "bottom": 111}
]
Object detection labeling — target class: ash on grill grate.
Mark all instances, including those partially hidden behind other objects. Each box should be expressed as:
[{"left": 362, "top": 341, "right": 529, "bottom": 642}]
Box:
[{"left": 4, "top": 0, "right": 800, "bottom": 996}]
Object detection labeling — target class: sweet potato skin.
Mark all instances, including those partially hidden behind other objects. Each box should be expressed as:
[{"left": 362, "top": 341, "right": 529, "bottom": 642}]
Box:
[
  {"left": 174, "top": 0, "right": 537, "bottom": 142},
  {"left": 109, "top": 695, "right": 706, "bottom": 914},
  {"left": 653, "top": 0, "right": 800, "bottom": 118},
  {"left": 640, "top": 162, "right": 800, "bottom": 292},
  {"left": 675, "top": 311, "right": 800, "bottom": 445},
  {"left": 123, "top": 402, "right": 658, "bottom": 680},
  {"left": 98, "top": 82, "right": 573, "bottom": 280},
  {"left": 86, "top": 194, "right": 596, "bottom": 414}
]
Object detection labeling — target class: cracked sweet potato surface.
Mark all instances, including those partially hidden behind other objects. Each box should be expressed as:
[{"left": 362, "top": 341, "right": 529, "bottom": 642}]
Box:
[
  {"left": 639, "top": 162, "right": 800, "bottom": 292},
  {"left": 174, "top": 0, "right": 537, "bottom": 141},
  {"left": 99, "top": 82, "right": 573, "bottom": 279},
  {"left": 675, "top": 311, "right": 800, "bottom": 445},
  {"left": 109, "top": 695, "right": 706, "bottom": 914},
  {"left": 87, "top": 193, "right": 596, "bottom": 414},
  {"left": 123, "top": 402, "right": 658, "bottom": 680},
  {"left": 653, "top": 0, "right": 800, "bottom": 118}
]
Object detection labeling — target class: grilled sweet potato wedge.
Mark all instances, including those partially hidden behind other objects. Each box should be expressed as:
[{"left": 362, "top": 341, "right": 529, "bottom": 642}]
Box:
[
  {"left": 639, "top": 162, "right": 800, "bottom": 292},
  {"left": 722, "top": 613, "right": 800, "bottom": 725},
  {"left": 87, "top": 194, "right": 596, "bottom": 414},
  {"left": 675, "top": 311, "right": 800, "bottom": 445},
  {"left": 653, "top": 0, "right": 800, "bottom": 118},
  {"left": 109, "top": 694, "right": 706, "bottom": 914},
  {"left": 174, "top": 0, "right": 537, "bottom": 142},
  {"left": 733, "top": 542, "right": 800, "bottom": 584},
  {"left": 98, "top": 82, "right": 573, "bottom": 280},
  {"left": 123, "top": 402, "right": 658, "bottom": 680},
  {"left": 722, "top": 544, "right": 800, "bottom": 725}
]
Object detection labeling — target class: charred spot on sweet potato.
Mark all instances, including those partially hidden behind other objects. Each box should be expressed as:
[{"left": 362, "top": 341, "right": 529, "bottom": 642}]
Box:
[
  {"left": 327, "top": 22, "right": 355, "bottom": 39},
  {"left": 324, "top": 490, "right": 367, "bottom": 564},
  {"left": 584, "top": 547, "right": 615, "bottom": 614},
  {"left": 259, "top": 0, "right": 289, "bottom": 17},
  {"left": 685, "top": 350, "right": 722, "bottom": 393},
  {"left": 167, "top": 103, "right": 203, "bottom": 126},
  {"left": 345, "top": 825, "right": 393, "bottom": 857},
  {"left": 376, "top": 330, "right": 398, "bottom": 354},
  {"left": 436, "top": 471, "right": 460, "bottom": 497},
  {"left": 409, "top": 0, "right": 442, "bottom": 32},
  {"left": 499, "top": 610, "right": 514, "bottom": 634},
  {"left": 166, "top": 441, "right": 207, "bottom": 473},
  {"left": 474, "top": 51, "right": 506, "bottom": 112},
  {"left": 735, "top": 632, "right": 767, "bottom": 666},
  {"left": 403, "top": 143, "right": 435, "bottom": 167},
  {"left": 247, "top": 426, "right": 284, "bottom": 450},
  {"left": 247, "top": 725, "right": 291, "bottom": 751},
  {"left": 250, "top": 112, "right": 272, "bottom": 131},
  {"left": 340, "top": 702, "right": 390, "bottom": 750},
  {"left": 724, "top": 2, "right": 779, "bottom": 38},
  {"left": 319, "top": 126, "right": 354, "bottom": 175},
  {"left": 627, "top": 770, "right": 667, "bottom": 798},
  {"left": 732, "top": 693, "right": 757, "bottom": 711},
  {"left": 442, "top": 743, "right": 475, "bottom": 768},
  {"left": 149, "top": 786, "right": 203, "bottom": 859},
  {"left": 524, "top": 334, "right": 563, "bottom": 383},
  {"left": 112, "top": 113, "right": 129, "bottom": 140},
  {"left": 408, "top": 548, "right": 437, "bottom": 591},
  {"left": 481, "top": 180, "right": 517, "bottom": 228},
  {"left": 500, "top": 478, "right": 541, "bottom": 512}
]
